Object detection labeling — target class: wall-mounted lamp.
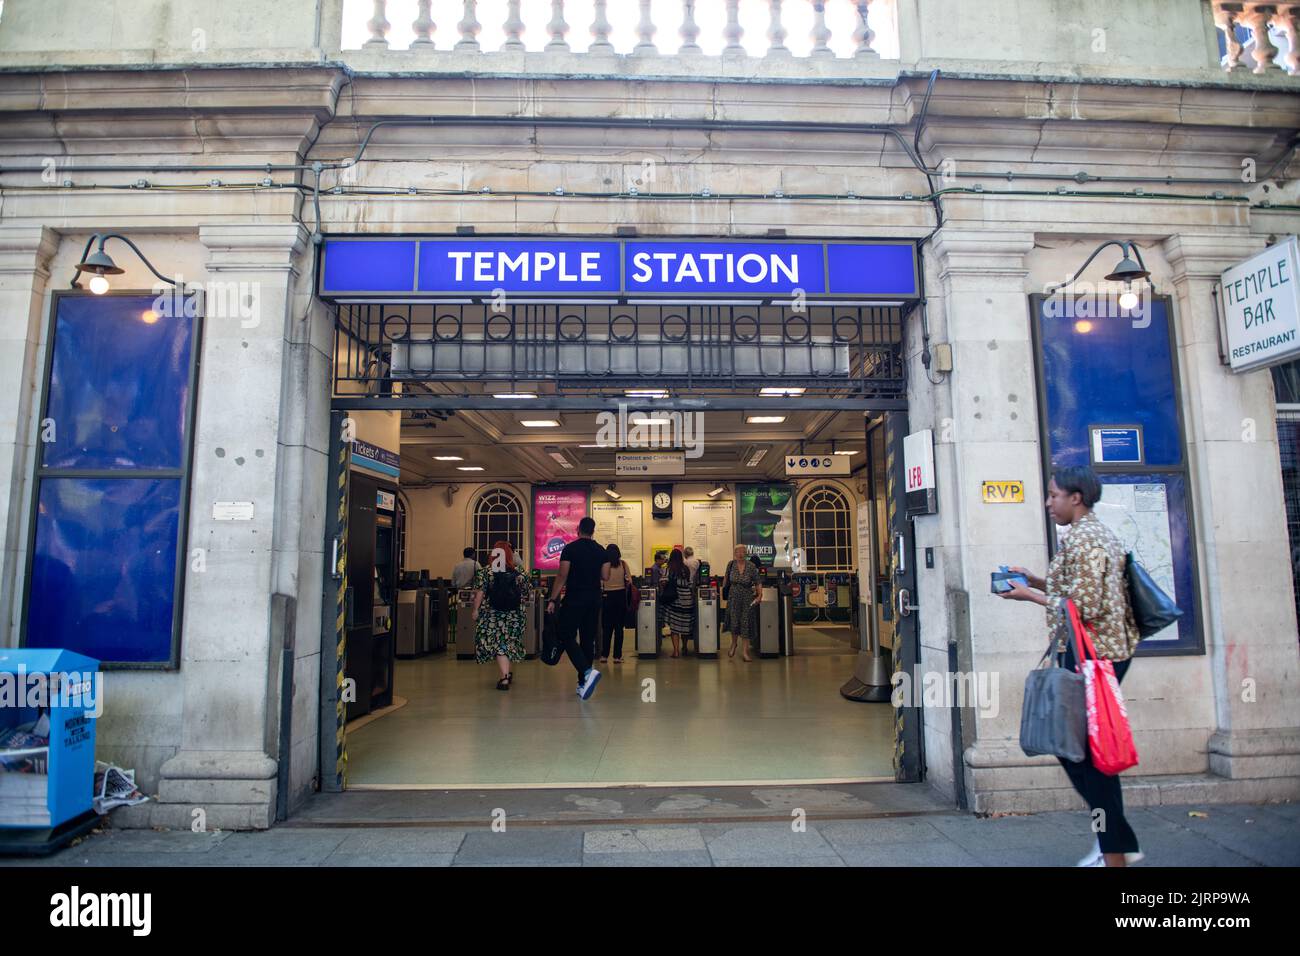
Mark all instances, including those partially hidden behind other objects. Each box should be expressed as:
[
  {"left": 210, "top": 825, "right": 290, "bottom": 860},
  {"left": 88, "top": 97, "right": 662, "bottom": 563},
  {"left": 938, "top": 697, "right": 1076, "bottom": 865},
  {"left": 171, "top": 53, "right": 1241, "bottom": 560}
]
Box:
[
  {"left": 1045, "top": 239, "right": 1150, "bottom": 311},
  {"left": 707, "top": 484, "right": 728, "bottom": 498},
  {"left": 70, "top": 233, "right": 179, "bottom": 295},
  {"left": 604, "top": 484, "right": 622, "bottom": 500}
]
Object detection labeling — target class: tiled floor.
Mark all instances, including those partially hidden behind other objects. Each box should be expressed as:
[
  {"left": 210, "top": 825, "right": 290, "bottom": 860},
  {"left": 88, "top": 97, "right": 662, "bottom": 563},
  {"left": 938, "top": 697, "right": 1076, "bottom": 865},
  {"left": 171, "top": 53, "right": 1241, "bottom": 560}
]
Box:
[{"left": 344, "top": 625, "right": 895, "bottom": 787}]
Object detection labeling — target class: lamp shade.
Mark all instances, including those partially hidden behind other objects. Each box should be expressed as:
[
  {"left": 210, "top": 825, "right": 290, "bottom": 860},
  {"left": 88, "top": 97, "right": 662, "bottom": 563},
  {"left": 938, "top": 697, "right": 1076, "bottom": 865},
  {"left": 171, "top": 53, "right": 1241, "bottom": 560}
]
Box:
[
  {"left": 1104, "top": 256, "right": 1149, "bottom": 283},
  {"left": 77, "top": 248, "right": 124, "bottom": 276}
]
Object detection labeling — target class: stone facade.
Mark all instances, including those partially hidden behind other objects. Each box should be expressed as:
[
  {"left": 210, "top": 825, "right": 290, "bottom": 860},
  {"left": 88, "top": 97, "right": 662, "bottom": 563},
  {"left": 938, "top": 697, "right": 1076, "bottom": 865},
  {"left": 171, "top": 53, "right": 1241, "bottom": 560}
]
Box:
[{"left": 1, "top": 0, "right": 1298, "bottom": 827}]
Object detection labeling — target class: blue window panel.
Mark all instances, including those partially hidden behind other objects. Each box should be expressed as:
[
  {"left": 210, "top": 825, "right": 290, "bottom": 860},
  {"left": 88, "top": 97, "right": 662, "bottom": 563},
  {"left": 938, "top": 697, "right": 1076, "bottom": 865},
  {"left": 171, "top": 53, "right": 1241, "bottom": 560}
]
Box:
[
  {"left": 1038, "top": 298, "right": 1183, "bottom": 467},
  {"left": 42, "top": 296, "right": 194, "bottom": 471},
  {"left": 321, "top": 240, "right": 417, "bottom": 293},
  {"left": 27, "top": 477, "right": 180, "bottom": 664}
]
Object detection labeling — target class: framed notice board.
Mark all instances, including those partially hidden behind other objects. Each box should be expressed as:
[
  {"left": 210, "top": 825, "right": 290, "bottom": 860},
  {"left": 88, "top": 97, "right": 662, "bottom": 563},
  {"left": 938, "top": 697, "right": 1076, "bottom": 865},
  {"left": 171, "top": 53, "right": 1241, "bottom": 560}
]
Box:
[{"left": 1030, "top": 294, "right": 1203, "bottom": 655}]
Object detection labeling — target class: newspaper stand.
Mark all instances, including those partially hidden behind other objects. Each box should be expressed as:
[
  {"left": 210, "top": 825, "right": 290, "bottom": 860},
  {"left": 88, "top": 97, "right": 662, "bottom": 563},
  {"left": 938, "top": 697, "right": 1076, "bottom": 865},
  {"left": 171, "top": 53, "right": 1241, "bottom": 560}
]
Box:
[{"left": 0, "top": 648, "right": 100, "bottom": 855}]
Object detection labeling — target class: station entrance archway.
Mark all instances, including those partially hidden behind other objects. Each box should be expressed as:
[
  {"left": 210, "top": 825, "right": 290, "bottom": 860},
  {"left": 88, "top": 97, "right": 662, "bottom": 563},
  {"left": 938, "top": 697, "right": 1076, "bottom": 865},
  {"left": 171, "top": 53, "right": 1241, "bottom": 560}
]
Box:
[{"left": 314, "top": 238, "right": 924, "bottom": 793}]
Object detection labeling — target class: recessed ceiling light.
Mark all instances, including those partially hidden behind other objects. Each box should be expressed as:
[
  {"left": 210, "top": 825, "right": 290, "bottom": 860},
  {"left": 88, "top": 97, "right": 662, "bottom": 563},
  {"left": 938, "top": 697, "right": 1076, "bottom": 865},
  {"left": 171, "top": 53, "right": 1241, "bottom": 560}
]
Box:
[
  {"left": 759, "top": 387, "right": 805, "bottom": 396},
  {"left": 578, "top": 443, "right": 612, "bottom": 449},
  {"left": 519, "top": 419, "right": 561, "bottom": 427},
  {"left": 494, "top": 392, "right": 537, "bottom": 399},
  {"left": 456, "top": 466, "right": 484, "bottom": 471},
  {"left": 746, "top": 415, "right": 787, "bottom": 424},
  {"left": 546, "top": 448, "right": 574, "bottom": 469},
  {"left": 625, "top": 389, "right": 669, "bottom": 398},
  {"left": 834, "top": 450, "right": 860, "bottom": 456},
  {"left": 434, "top": 455, "right": 464, "bottom": 461},
  {"left": 743, "top": 445, "right": 770, "bottom": 467}
]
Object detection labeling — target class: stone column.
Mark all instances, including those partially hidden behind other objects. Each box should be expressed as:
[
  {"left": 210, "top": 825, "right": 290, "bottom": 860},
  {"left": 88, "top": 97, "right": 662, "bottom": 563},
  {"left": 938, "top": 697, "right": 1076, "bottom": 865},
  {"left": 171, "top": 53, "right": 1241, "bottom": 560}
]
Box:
[
  {"left": 0, "top": 226, "right": 58, "bottom": 645},
  {"left": 917, "top": 229, "right": 1049, "bottom": 809},
  {"left": 154, "top": 223, "right": 310, "bottom": 830},
  {"left": 1163, "top": 234, "right": 1300, "bottom": 790}
]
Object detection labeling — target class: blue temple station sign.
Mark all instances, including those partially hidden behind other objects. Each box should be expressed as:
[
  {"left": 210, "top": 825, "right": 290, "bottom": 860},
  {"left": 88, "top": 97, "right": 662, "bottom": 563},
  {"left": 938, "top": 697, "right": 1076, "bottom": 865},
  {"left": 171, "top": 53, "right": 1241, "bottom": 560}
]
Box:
[{"left": 319, "top": 237, "right": 918, "bottom": 299}]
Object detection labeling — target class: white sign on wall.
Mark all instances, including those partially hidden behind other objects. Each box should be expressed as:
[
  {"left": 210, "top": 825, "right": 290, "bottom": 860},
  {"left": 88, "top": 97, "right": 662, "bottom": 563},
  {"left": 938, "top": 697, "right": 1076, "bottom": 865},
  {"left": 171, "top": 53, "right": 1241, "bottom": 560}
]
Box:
[
  {"left": 1219, "top": 236, "right": 1300, "bottom": 372},
  {"left": 856, "top": 501, "right": 874, "bottom": 604},
  {"left": 682, "top": 499, "right": 736, "bottom": 569},
  {"left": 591, "top": 499, "right": 644, "bottom": 568}
]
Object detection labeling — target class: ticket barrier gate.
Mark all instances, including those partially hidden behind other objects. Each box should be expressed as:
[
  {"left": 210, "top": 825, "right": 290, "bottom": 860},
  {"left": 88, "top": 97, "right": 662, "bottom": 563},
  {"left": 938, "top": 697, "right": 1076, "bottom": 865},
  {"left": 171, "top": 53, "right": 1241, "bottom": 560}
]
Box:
[
  {"left": 636, "top": 591, "right": 659, "bottom": 659},
  {"left": 777, "top": 575, "right": 795, "bottom": 656},
  {"left": 755, "top": 585, "right": 780, "bottom": 658},
  {"left": 454, "top": 588, "right": 477, "bottom": 660},
  {"left": 522, "top": 591, "right": 544, "bottom": 660},
  {"left": 695, "top": 581, "right": 719, "bottom": 659}
]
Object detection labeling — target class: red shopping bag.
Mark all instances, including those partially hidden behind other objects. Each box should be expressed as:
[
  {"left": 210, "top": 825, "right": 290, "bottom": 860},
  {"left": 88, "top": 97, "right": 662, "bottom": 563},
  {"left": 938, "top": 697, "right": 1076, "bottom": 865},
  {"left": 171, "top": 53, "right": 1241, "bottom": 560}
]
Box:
[{"left": 1067, "top": 599, "right": 1139, "bottom": 776}]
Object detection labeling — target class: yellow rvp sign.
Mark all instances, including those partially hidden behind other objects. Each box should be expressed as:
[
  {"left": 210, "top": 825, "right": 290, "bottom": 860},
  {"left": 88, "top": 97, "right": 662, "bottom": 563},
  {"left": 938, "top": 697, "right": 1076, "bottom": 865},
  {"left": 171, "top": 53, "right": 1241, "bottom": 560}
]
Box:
[{"left": 982, "top": 480, "right": 1025, "bottom": 504}]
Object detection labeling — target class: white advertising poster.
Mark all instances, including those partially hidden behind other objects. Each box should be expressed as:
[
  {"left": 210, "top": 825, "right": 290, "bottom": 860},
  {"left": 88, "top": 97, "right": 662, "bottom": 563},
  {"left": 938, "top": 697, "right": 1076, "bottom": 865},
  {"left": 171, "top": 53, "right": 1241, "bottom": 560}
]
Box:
[
  {"left": 856, "top": 501, "right": 874, "bottom": 604},
  {"left": 682, "top": 499, "right": 736, "bottom": 569},
  {"left": 1219, "top": 235, "right": 1300, "bottom": 372},
  {"left": 591, "top": 500, "right": 644, "bottom": 568}
]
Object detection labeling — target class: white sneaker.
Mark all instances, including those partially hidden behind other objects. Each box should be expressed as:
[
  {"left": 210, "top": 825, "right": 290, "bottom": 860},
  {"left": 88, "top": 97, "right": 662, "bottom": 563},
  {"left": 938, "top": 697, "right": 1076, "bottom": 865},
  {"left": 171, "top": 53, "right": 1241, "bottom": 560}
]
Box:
[
  {"left": 578, "top": 667, "right": 602, "bottom": 700},
  {"left": 1078, "top": 838, "right": 1145, "bottom": 866}
]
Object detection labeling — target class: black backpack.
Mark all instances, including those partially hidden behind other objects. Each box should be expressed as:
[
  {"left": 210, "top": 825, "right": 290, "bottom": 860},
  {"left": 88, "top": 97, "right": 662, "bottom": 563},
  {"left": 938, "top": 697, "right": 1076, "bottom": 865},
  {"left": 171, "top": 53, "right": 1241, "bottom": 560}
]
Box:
[
  {"left": 662, "top": 574, "right": 679, "bottom": 604},
  {"left": 487, "top": 571, "right": 522, "bottom": 613}
]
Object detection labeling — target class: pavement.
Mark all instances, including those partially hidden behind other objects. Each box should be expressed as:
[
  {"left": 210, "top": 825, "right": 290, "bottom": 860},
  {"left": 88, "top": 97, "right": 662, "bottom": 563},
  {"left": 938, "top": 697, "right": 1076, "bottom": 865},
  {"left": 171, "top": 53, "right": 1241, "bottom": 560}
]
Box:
[{"left": 4, "top": 789, "right": 1297, "bottom": 867}]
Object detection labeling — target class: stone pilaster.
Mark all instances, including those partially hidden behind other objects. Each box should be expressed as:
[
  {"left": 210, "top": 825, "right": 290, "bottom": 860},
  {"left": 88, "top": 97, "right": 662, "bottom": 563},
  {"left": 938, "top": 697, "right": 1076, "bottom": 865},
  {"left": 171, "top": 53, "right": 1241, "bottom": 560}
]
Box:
[
  {"left": 0, "top": 226, "right": 59, "bottom": 645},
  {"left": 1163, "top": 233, "right": 1300, "bottom": 785},
  {"left": 153, "top": 223, "right": 310, "bottom": 830},
  {"left": 916, "top": 229, "right": 1050, "bottom": 807}
]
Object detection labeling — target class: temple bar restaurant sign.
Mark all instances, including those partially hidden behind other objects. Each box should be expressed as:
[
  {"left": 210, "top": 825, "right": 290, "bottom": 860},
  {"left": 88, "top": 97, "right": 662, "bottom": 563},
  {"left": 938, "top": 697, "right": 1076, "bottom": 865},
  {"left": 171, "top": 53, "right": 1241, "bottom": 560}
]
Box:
[
  {"left": 1218, "top": 236, "right": 1300, "bottom": 373},
  {"left": 319, "top": 237, "right": 919, "bottom": 299}
]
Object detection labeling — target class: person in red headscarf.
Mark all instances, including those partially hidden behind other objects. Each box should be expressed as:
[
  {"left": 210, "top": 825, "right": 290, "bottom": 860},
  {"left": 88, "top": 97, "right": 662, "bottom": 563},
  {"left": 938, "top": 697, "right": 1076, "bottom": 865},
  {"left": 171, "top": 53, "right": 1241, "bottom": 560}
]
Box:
[{"left": 470, "top": 539, "right": 533, "bottom": 690}]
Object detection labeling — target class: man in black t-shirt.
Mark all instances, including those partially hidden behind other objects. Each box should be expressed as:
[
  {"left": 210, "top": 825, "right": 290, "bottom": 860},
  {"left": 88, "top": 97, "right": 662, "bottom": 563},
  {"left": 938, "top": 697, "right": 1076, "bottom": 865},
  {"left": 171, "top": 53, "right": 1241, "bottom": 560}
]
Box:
[{"left": 546, "top": 516, "right": 610, "bottom": 699}]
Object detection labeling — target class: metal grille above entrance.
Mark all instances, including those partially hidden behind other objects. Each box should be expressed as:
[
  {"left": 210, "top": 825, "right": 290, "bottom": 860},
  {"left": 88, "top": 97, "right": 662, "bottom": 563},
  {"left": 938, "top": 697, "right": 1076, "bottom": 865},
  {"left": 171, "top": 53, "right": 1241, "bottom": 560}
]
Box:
[{"left": 333, "top": 302, "right": 906, "bottom": 401}]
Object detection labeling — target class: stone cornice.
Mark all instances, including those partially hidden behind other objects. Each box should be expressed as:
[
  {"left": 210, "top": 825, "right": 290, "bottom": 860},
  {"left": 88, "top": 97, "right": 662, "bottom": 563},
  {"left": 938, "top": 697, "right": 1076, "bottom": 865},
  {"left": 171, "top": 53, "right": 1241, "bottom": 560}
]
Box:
[
  {"left": 0, "top": 224, "right": 59, "bottom": 279},
  {"left": 1163, "top": 233, "right": 1271, "bottom": 280},
  {"left": 929, "top": 228, "right": 1037, "bottom": 279},
  {"left": 199, "top": 223, "right": 310, "bottom": 273}
]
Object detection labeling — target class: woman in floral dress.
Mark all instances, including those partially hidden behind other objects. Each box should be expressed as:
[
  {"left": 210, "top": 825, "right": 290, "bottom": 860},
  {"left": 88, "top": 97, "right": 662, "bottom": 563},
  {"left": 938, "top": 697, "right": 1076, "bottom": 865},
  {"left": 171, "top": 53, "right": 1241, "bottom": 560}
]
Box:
[
  {"left": 470, "top": 539, "right": 532, "bottom": 690},
  {"left": 725, "top": 545, "right": 763, "bottom": 662}
]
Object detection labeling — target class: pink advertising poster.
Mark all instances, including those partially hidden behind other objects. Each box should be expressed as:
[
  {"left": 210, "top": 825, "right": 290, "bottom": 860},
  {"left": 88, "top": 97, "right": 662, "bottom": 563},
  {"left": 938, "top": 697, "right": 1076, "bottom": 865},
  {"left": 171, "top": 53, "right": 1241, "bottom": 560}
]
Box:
[{"left": 532, "top": 487, "right": 589, "bottom": 571}]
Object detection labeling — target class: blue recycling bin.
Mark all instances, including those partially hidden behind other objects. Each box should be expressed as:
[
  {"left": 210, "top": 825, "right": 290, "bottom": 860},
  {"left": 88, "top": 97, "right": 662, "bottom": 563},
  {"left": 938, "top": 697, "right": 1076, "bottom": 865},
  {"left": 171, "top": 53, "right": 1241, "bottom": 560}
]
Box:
[{"left": 0, "top": 648, "right": 100, "bottom": 854}]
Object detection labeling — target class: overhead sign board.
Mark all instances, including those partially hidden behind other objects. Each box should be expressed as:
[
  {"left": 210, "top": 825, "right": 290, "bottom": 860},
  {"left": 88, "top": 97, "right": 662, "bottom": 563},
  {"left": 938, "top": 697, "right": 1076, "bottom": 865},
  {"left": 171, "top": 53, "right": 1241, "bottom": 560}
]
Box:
[
  {"left": 319, "top": 237, "right": 919, "bottom": 300},
  {"left": 616, "top": 451, "right": 685, "bottom": 477},
  {"left": 784, "top": 454, "right": 851, "bottom": 477},
  {"left": 1219, "top": 236, "right": 1300, "bottom": 372}
]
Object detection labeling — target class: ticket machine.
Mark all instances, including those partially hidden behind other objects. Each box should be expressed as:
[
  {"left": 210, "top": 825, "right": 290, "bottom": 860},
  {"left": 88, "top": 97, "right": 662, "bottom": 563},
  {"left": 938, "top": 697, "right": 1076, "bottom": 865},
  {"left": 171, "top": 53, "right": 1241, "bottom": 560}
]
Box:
[
  {"left": 755, "top": 581, "right": 781, "bottom": 658},
  {"left": 636, "top": 587, "right": 659, "bottom": 659},
  {"left": 695, "top": 577, "right": 719, "bottom": 659}
]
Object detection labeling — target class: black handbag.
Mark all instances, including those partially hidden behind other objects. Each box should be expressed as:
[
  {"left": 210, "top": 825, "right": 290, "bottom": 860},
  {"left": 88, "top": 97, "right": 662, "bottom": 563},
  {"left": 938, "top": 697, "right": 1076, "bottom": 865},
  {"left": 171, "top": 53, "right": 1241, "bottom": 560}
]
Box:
[
  {"left": 1125, "top": 551, "right": 1182, "bottom": 638},
  {"left": 540, "top": 609, "right": 564, "bottom": 666}
]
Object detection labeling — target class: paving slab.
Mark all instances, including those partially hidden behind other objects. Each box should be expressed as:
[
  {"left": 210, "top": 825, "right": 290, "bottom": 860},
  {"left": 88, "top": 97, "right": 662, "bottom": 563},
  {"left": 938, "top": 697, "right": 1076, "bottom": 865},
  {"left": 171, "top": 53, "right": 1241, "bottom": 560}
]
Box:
[
  {"left": 452, "top": 829, "right": 584, "bottom": 866},
  {"left": 583, "top": 850, "right": 713, "bottom": 867}
]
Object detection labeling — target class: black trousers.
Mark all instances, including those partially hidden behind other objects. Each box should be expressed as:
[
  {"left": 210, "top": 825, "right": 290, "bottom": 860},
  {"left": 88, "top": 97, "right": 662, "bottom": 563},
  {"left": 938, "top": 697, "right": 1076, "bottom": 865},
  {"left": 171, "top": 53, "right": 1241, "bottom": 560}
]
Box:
[
  {"left": 600, "top": 590, "right": 626, "bottom": 659},
  {"left": 557, "top": 595, "right": 600, "bottom": 680},
  {"left": 1058, "top": 642, "right": 1139, "bottom": 855}
]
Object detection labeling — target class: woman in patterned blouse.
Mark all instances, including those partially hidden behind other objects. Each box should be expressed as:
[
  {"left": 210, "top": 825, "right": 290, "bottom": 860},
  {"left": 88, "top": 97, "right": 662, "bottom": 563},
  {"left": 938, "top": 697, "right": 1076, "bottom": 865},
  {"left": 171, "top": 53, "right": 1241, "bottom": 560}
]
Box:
[{"left": 1000, "top": 465, "right": 1143, "bottom": 868}]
